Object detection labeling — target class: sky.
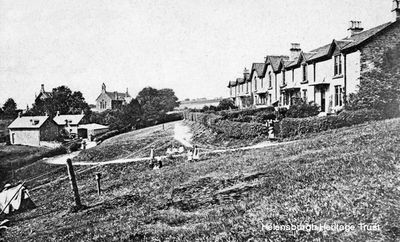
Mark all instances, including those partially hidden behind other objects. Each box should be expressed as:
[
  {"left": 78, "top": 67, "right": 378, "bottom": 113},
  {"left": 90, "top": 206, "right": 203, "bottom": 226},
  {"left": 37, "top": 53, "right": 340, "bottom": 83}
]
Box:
[{"left": 0, "top": 0, "right": 394, "bottom": 108}]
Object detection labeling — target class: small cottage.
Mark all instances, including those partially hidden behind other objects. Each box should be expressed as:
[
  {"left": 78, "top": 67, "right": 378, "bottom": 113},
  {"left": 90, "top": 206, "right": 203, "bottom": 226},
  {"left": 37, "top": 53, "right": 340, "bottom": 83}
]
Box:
[
  {"left": 53, "top": 111, "right": 84, "bottom": 136},
  {"left": 8, "top": 115, "right": 59, "bottom": 147}
]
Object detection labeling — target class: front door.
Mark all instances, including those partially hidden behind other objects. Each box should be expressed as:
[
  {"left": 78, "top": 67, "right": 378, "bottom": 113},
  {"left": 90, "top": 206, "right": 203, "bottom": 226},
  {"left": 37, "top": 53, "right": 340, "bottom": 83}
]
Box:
[{"left": 321, "top": 89, "right": 326, "bottom": 112}]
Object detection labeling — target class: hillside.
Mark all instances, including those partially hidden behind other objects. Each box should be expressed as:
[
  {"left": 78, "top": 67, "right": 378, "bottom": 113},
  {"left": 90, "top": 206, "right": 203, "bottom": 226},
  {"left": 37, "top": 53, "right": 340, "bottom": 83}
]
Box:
[{"left": 2, "top": 118, "right": 400, "bottom": 241}]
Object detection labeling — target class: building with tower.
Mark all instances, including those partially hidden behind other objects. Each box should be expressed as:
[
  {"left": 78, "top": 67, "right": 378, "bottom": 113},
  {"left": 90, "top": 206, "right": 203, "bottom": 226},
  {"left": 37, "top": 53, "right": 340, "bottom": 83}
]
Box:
[{"left": 95, "top": 83, "right": 132, "bottom": 112}]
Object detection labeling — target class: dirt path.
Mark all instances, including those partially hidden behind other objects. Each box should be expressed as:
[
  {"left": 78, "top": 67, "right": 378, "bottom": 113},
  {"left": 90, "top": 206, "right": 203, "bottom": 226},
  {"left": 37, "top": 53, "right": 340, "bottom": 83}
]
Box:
[{"left": 173, "top": 121, "right": 193, "bottom": 148}]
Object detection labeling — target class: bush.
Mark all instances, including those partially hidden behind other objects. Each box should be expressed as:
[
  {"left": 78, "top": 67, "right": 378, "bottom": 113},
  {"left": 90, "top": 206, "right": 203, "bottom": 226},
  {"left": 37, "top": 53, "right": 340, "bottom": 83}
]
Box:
[
  {"left": 184, "top": 111, "right": 269, "bottom": 139},
  {"left": 219, "top": 107, "right": 276, "bottom": 122},
  {"left": 285, "top": 98, "right": 320, "bottom": 118},
  {"left": 279, "top": 109, "right": 382, "bottom": 138},
  {"left": 253, "top": 111, "right": 277, "bottom": 123}
]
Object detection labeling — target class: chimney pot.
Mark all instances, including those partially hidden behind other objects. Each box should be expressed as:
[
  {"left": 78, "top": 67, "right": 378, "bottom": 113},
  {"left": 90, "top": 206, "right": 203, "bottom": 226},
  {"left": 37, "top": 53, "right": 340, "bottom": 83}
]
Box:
[
  {"left": 392, "top": 0, "right": 400, "bottom": 21},
  {"left": 290, "top": 43, "right": 301, "bottom": 61},
  {"left": 347, "top": 20, "right": 364, "bottom": 37}
]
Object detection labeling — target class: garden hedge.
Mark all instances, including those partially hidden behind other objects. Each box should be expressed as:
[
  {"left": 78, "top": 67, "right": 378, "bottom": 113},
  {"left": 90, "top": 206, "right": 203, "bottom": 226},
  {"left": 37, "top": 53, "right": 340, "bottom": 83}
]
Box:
[
  {"left": 184, "top": 111, "right": 269, "bottom": 139},
  {"left": 279, "top": 109, "right": 382, "bottom": 138}
]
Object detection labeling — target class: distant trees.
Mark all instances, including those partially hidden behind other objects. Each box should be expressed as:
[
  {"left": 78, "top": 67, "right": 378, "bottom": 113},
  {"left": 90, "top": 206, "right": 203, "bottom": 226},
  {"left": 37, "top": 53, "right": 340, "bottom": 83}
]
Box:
[
  {"left": 28, "top": 86, "right": 91, "bottom": 117},
  {"left": 137, "top": 87, "right": 179, "bottom": 124},
  {"left": 88, "top": 87, "right": 180, "bottom": 131},
  {"left": 1, "top": 98, "right": 17, "bottom": 118}
]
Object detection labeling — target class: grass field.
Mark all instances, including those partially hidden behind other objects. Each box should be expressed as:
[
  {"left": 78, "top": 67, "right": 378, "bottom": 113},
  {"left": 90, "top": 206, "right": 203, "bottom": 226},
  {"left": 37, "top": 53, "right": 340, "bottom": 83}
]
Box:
[
  {"left": 2, "top": 119, "right": 400, "bottom": 241},
  {"left": 0, "top": 145, "right": 67, "bottom": 186}
]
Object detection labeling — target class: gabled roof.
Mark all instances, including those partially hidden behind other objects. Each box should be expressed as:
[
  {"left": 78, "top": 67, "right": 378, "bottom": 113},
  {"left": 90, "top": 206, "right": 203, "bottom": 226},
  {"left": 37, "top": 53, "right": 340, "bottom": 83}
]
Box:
[
  {"left": 342, "top": 22, "right": 393, "bottom": 51},
  {"left": 227, "top": 80, "right": 238, "bottom": 87},
  {"left": 36, "top": 92, "right": 53, "bottom": 100},
  {"left": 8, "top": 116, "right": 50, "bottom": 129},
  {"left": 96, "top": 90, "right": 131, "bottom": 101},
  {"left": 105, "top": 91, "right": 130, "bottom": 101},
  {"left": 237, "top": 78, "right": 245, "bottom": 84},
  {"left": 266, "top": 56, "right": 289, "bottom": 72},
  {"left": 252, "top": 63, "right": 266, "bottom": 77},
  {"left": 53, "top": 114, "right": 84, "bottom": 126},
  {"left": 306, "top": 21, "right": 394, "bottom": 62}
]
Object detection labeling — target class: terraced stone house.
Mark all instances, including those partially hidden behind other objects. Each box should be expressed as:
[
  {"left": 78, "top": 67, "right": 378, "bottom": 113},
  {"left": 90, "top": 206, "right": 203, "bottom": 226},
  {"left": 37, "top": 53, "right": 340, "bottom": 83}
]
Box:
[{"left": 228, "top": 1, "right": 400, "bottom": 113}]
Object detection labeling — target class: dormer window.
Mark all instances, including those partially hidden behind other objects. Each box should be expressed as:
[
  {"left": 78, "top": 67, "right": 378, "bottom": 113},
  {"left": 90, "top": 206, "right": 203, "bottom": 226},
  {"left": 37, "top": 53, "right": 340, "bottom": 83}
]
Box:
[{"left": 334, "top": 55, "right": 342, "bottom": 76}]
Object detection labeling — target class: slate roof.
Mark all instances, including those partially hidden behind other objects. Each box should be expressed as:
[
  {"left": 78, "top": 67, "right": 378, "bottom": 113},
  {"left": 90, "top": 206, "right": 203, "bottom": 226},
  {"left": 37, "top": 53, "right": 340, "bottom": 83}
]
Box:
[
  {"left": 53, "top": 114, "right": 84, "bottom": 126},
  {"left": 237, "top": 78, "right": 245, "bottom": 84},
  {"left": 105, "top": 91, "right": 131, "bottom": 101},
  {"left": 306, "top": 22, "right": 393, "bottom": 62},
  {"left": 227, "top": 80, "right": 238, "bottom": 87},
  {"left": 8, "top": 116, "right": 50, "bottom": 129},
  {"left": 252, "top": 63, "right": 266, "bottom": 77},
  {"left": 78, "top": 123, "right": 109, "bottom": 130},
  {"left": 267, "top": 56, "right": 289, "bottom": 72}
]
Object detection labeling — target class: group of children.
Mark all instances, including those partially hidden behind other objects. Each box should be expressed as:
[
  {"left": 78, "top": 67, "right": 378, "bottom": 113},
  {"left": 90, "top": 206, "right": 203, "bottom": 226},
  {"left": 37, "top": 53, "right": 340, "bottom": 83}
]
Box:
[{"left": 148, "top": 145, "right": 202, "bottom": 170}]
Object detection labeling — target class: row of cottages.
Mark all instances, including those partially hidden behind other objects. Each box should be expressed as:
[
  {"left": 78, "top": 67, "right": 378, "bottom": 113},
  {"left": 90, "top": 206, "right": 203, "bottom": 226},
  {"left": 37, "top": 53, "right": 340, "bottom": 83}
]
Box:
[
  {"left": 95, "top": 83, "right": 132, "bottom": 112},
  {"left": 8, "top": 113, "right": 108, "bottom": 146},
  {"left": 228, "top": 1, "right": 400, "bottom": 114}
]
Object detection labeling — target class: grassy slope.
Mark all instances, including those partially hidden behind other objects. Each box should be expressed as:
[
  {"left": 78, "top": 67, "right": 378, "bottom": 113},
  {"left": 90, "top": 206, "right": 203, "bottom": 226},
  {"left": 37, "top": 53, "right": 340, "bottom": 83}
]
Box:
[
  {"left": 74, "top": 122, "right": 183, "bottom": 162},
  {"left": 2, "top": 119, "right": 400, "bottom": 241}
]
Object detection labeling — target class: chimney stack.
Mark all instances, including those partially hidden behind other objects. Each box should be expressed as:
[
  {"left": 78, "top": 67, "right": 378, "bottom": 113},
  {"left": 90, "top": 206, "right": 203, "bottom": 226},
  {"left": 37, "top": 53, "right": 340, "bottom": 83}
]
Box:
[
  {"left": 101, "top": 83, "right": 106, "bottom": 93},
  {"left": 243, "top": 67, "right": 250, "bottom": 80},
  {"left": 40, "top": 84, "right": 45, "bottom": 93},
  {"left": 290, "top": 43, "right": 301, "bottom": 61},
  {"left": 56, "top": 111, "right": 60, "bottom": 116},
  {"left": 348, "top": 21, "right": 364, "bottom": 37},
  {"left": 18, "top": 112, "right": 21, "bottom": 118},
  {"left": 392, "top": 0, "right": 400, "bottom": 21}
]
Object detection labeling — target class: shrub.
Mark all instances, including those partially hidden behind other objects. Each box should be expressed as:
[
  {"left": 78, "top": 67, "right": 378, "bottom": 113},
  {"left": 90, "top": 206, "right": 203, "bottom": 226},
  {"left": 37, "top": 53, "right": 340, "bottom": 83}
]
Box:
[
  {"left": 184, "top": 111, "right": 269, "bottom": 139},
  {"left": 253, "top": 111, "right": 277, "bottom": 123},
  {"left": 279, "top": 109, "right": 382, "bottom": 138},
  {"left": 217, "top": 98, "right": 237, "bottom": 111},
  {"left": 219, "top": 107, "right": 276, "bottom": 122},
  {"left": 286, "top": 98, "right": 320, "bottom": 118}
]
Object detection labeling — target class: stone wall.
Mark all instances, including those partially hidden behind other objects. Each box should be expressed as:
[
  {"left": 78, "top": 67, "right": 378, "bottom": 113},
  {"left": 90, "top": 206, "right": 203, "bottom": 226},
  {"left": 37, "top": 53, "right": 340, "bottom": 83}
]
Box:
[
  {"left": 360, "top": 21, "right": 400, "bottom": 75},
  {"left": 40, "top": 120, "right": 59, "bottom": 141}
]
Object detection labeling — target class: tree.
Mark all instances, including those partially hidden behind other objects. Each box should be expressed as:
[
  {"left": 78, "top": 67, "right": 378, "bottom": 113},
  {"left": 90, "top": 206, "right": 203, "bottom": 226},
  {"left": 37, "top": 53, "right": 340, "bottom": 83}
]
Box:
[
  {"left": 2, "top": 98, "right": 17, "bottom": 117},
  {"left": 217, "top": 98, "right": 236, "bottom": 111},
  {"left": 30, "top": 86, "right": 90, "bottom": 117},
  {"left": 137, "top": 87, "right": 179, "bottom": 124}
]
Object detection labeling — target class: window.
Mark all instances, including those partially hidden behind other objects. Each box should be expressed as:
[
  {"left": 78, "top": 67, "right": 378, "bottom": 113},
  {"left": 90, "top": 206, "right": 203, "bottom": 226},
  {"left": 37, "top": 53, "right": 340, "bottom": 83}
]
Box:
[
  {"left": 335, "top": 85, "right": 342, "bottom": 106},
  {"left": 302, "top": 64, "right": 308, "bottom": 82},
  {"left": 246, "top": 81, "right": 249, "bottom": 93},
  {"left": 313, "top": 63, "right": 316, "bottom": 82},
  {"left": 268, "top": 71, "right": 272, "bottom": 87},
  {"left": 292, "top": 69, "right": 295, "bottom": 82},
  {"left": 269, "top": 94, "right": 272, "bottom": 104},
  {"left": 334, "top": 55, "right": 342, "bottom": 76},
  {"left": 254, "top": 77, "right": 257, "bottom": 90},
  {"left": 282, "top": 70, "right": 286, "bottom": 85},
  {"left": 303, "top": 89, "right": 307, "bottom": 102},
  {"left": 230, "top": 87, "right": 232, "bottom": 96},
  {"left": 261, "top": 78, "right": 264, "bottom": 88}
]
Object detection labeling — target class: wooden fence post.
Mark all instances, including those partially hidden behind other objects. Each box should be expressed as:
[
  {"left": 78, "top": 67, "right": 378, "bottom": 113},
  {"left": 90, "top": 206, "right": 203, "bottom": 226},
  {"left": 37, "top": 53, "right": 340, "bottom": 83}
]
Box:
[
  {"left": 66, "top": 158, "right": 82, "bottom": 207},
  {"left": 95, "top": 173, "right": 101, "bottom": 196}
]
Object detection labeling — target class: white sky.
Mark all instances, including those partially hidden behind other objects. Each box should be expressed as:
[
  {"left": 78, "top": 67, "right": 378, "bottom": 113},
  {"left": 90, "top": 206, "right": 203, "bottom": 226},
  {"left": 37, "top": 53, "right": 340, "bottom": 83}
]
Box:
[{"left": 0, "top": 0, "right": 394, "bottom": 108}]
